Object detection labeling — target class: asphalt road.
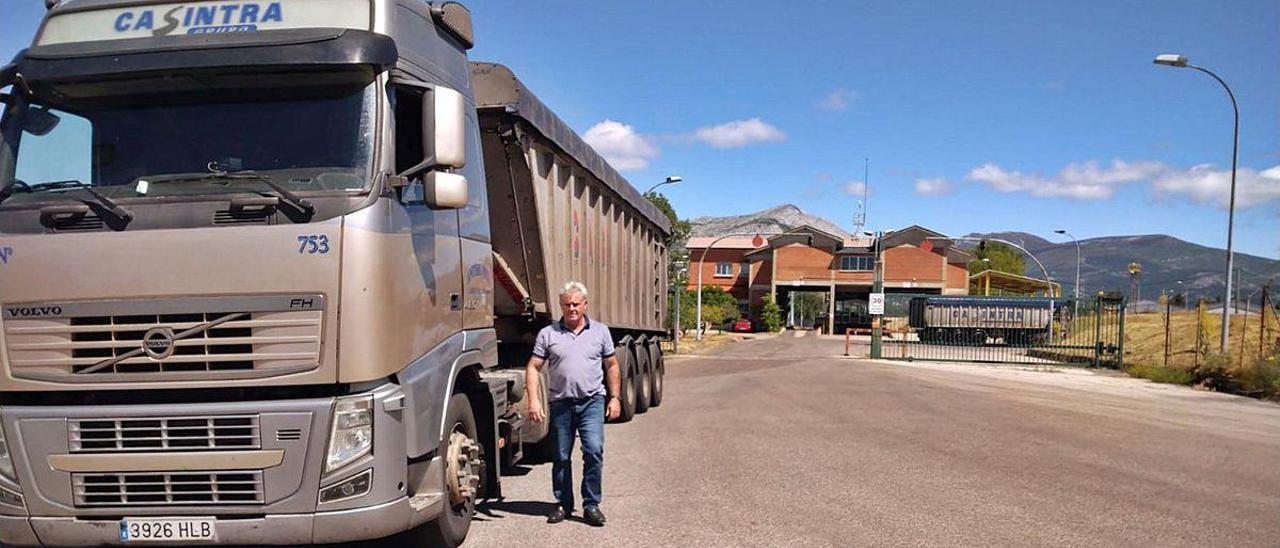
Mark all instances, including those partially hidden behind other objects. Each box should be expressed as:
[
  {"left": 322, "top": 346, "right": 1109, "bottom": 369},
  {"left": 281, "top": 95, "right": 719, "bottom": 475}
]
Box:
[{"left": 463, "top": 332, "right": 1280, "bottom": 547}]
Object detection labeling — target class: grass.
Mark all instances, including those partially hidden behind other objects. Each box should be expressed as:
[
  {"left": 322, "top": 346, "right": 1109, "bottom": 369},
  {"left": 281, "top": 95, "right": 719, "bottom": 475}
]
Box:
[
  {"left": 1124, "top": 362, "right": 1195, "bottom": 385},
  {"left": 1123, "top": 309, "right": 1280, "bottom": 400}
]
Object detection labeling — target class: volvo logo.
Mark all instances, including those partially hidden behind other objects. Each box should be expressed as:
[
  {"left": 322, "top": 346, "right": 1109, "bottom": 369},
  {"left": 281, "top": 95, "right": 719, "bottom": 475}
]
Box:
[
  {"left": 4, "top": 306, "right": 63, "bottom": 318},
  {"left": 142, "top": 327, "right": 176, "bottom": 360}
]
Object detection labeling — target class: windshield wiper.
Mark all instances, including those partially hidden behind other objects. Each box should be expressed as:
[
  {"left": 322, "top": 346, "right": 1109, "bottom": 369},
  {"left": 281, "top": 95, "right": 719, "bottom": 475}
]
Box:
[
  {"left": 1, "top": 180, "right": 133, "bottom": 224},
  {"left": 143, "top": 171, "right": 315, "bottom": 217}
]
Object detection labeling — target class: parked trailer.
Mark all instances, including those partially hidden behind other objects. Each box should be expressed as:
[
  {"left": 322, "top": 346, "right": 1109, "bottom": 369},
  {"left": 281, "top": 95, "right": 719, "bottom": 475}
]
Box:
[
  {"left": 0, "top": 1, "right": 666, "bottom": 546},
  {"left": 909, "top": 297, "right": 1062, "bottom": 345}
]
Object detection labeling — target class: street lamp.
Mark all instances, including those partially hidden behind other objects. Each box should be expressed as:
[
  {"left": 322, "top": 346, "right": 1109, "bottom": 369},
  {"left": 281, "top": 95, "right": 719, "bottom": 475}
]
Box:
[
  {"left": 645, "top": 175, "right": 682, "bottom": 195},
  {"left": 1054, "top": 229, "right": 1081, "bottom": 320},
  {"left": 1153, "top": 53, "right": 1239, "bottom": 353}
]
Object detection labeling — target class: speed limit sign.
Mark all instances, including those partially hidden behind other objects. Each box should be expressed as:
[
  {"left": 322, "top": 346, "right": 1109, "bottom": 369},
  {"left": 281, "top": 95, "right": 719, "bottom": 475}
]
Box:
[{"left": 869, "top": 293, "right": 885, "bottom": 315}]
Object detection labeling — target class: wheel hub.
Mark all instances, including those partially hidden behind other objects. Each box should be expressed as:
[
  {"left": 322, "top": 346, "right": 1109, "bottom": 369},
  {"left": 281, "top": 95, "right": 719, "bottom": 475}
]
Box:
[{"left": 445, "top": 431, "right": 483, "bottom": 505}]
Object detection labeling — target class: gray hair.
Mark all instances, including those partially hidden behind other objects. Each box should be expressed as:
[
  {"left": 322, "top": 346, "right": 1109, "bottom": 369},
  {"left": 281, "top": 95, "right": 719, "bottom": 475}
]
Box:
[{"left": 559, "top": 281, "right": 589, "bottom": 300}]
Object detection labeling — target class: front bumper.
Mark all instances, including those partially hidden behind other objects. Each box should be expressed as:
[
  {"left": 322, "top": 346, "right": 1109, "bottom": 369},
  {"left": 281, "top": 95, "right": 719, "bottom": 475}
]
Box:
[
  {"left": 0, "top": 494, "right": 444, "bottom": 546},
  {"left": 0, "top": 383, "right": 435, "bottom": 546}
]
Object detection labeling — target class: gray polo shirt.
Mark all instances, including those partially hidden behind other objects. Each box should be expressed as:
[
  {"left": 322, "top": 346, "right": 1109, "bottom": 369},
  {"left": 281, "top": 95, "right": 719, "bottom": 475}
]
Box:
[{"left": 532, "top": 317, "right": 616, "bottom": 401}]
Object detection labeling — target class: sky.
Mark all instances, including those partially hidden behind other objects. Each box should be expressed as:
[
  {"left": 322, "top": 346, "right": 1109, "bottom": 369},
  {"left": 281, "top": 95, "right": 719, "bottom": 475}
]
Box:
[{"left": 2, "top": 0, "right": 1278, "bottom": 259}]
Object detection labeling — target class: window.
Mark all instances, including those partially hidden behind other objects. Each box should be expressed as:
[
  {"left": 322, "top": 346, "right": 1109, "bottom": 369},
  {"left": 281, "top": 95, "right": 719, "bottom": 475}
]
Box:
[
  {"left": 840, "top": 256, "right": 874, "bottom": 271},
  {"left": 740, "top": 262, "right": 750, "bottom": 277},
  {"left": 394, "top": 85, "right": 425, "bottom": 174},
  {"left": 715, "top": 262, "right": 732, "bottom": 277}
]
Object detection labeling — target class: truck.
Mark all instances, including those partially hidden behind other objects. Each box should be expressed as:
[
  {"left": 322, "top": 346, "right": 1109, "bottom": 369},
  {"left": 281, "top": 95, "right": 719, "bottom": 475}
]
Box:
[
  {"left": 0, "top": 1, "right": 671, "bottom": 545},
  {"left": 908, "top": 296, "right": 1060, "bottom": 346}
]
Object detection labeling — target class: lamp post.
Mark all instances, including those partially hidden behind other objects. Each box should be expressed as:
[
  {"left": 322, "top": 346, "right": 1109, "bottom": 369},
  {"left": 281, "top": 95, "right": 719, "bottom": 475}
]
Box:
[
  {"left": 695, "top": 232, "right": 761, "bottom": 341},
  {"left": 1153, "top": 53, "right": 1239, "bottom": 352},
  {"left": 645, "top": 175, "right": 682, "bottom": 195},
  {"left": 672, "top": 263, "right": 687, "bottom": 354},
  {"left": 1054, "top": 229, "right": 1081, "bottom": 321}
]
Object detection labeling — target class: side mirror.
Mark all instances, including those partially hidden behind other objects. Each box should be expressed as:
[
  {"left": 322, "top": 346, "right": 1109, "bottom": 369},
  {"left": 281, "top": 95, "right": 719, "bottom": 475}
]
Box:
[
  {"left": 422, "top": 86, "right": 466, "bottom": 169},
  {"left": 424, "top": 171, "right": 467, "bottom": 209},
  {"left": 23, "top": 106, "right": 60, "bottom": 136}
]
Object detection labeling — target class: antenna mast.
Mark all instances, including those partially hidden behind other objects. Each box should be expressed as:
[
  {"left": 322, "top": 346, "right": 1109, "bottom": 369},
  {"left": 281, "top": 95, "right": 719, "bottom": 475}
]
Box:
[{"left": 853, "top": 158, "right": 869, "bottom": 234}]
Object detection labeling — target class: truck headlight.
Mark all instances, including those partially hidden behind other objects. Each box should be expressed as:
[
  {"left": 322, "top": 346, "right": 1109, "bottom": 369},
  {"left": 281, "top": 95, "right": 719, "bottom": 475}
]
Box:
[
  {"left": 0, "top": 424, "right": 15, "bottom": 483},
  {"left": 325, "top": 395, "right": 373, "bottom": 473}
]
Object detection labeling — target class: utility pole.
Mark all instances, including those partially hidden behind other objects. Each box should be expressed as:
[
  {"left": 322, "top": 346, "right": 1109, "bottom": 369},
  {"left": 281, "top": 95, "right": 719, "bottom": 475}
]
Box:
[{"left": 870, "top": 231, "right": 884, "bottom": 359}]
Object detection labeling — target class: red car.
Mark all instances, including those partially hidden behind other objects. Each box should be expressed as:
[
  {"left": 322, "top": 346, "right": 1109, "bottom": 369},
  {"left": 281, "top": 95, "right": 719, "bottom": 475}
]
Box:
[{"left": 732, "top": 318, "right": 754, "bottom": 332}]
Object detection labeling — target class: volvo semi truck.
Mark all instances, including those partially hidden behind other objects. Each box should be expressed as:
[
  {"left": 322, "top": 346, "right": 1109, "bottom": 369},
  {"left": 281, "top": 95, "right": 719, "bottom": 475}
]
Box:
[{"left": 0, "top": 1, "right": 670, "bottom": 545}]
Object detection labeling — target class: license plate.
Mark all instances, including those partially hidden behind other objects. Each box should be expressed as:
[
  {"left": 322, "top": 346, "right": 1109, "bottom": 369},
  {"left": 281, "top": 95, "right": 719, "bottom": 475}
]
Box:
[{"left": 120, "top": 518, "right": 217, "bottom": 542}]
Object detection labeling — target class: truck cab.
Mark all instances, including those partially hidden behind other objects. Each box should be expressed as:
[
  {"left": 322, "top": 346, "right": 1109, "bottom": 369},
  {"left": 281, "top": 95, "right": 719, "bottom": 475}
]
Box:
[{"left": 0, "top": 1, "right": 502, "bottom": 545}]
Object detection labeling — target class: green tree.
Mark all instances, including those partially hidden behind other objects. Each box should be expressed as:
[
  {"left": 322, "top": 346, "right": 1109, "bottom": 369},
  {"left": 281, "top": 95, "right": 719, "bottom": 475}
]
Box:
[
  {"left": 649, "top": 192, "right": 693, "bottom": 333},
  {"left": 968, "top": 241, "right": 1024, "bottom": 277},
  {"left": 758, "top": 293, "right": 783, "bottom": 333}
]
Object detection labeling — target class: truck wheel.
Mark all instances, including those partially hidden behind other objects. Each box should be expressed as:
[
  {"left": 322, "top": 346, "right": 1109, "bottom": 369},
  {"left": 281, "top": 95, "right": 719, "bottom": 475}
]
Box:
[
  {"left": 613, "top": 345, "right": 636, "bottom": 423},
  {"left": 648, "top": 341, "right": 664, "bottom": 408},
  {"left": 411, "top": 393, "right": 480, "bottom": 547},
  {"left": 633, "top": 343, "right": 651, "bottom": 414}
]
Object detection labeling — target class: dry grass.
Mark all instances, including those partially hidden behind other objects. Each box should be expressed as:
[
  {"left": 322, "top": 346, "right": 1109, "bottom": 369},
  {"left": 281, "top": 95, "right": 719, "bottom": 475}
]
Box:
[
  {"left": 1124, "top": 311, "right": 1274, "bottom": 369},
  {"left": 668, "top": 332, "right": 739, "bottom": 355},
  {"left": 1123, "top": 309, "right": 1280, "bottom": 399}
]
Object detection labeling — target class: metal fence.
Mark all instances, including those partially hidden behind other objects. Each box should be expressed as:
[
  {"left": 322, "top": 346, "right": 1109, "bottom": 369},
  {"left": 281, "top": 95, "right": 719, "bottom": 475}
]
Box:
[
  {"left": 1143, "top": 288, "right": 1279, "bottom": 371},
  {"left": 881, "top": 294, "right": 1126, "bottom": 367}
]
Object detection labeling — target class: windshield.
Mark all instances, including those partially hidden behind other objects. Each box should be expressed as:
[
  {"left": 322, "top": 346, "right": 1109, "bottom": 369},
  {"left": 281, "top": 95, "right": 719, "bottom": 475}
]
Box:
[{"left": 0, "top": 69, "right": 377, "bottom": 205}]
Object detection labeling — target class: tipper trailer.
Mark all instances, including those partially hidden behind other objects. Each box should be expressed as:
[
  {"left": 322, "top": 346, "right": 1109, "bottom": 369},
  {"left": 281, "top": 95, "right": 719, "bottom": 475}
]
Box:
[{"left": 0, "top": 1, "right": 669, "bottom": 545}]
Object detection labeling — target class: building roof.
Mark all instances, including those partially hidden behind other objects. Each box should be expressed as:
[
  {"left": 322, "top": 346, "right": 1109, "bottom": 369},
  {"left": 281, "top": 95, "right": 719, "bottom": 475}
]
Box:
[
  {"left": 685, "top": 236, "right": 766, "bottom": 250},
  {"left": 969, "top": 269, "right": 1061, "bottom": 297}
]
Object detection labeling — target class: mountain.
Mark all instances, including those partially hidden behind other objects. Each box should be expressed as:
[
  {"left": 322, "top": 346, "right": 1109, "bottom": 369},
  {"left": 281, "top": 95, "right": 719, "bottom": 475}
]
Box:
[
  {"left": 689, "top": 204, "right": 851, "bottom": 238},
  {"left": 965, "top": 231, "right": 1280, "bottom": 303}
]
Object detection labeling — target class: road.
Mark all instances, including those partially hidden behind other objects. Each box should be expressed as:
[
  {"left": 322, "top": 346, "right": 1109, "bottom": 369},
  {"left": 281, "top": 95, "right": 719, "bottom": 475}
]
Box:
[{"left": 463, "top": 332, "right": 1280, "bottom": 547}]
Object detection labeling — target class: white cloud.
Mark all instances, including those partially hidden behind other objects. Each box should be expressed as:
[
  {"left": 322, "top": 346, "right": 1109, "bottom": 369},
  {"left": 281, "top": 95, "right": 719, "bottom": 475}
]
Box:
[
  {"left": 914, "top": 178, "right": 953, "bottom": 196},
  {"left": 841, "top": 181, "right": 869, "bottom": 197},
  {"left": 1153, "top": 164, "right": 1280, "bottom": 209},
  {"left": 582, "top": 119, "right": 659, "bottom": 171},
  {"left": 966, "top": 159, "right": 1166, "bottom": 200},
  {"left": 818, "top": 89, "right": 859, "bottom": 112},
  {"left": 693, "top": 118, "right": 787, "bottom": 148}
]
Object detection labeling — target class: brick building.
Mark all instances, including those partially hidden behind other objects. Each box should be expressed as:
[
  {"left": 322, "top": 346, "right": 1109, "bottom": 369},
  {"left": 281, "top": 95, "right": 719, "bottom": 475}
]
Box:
[{"left": 686, "top": 225, "right": 972, "bottom": 332}]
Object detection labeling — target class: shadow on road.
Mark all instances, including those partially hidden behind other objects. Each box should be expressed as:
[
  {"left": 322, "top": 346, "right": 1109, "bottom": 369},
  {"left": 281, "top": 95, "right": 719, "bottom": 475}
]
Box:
[{"left": 476, "top": 498, "right": 559, "bottom": 521}]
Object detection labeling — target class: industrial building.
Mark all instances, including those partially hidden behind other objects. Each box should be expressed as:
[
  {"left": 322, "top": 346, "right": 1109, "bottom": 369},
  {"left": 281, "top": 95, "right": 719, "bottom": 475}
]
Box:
[{"left": 686, "top": 225, "right": 974, "bottom": 333}]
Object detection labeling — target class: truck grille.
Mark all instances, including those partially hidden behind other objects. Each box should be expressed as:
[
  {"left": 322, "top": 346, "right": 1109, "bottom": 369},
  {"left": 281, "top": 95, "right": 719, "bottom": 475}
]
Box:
[
  {"left": 70, "top": 312, "right": 258, "bottom": 373},
  {"left": 2, "top": 296, "right": 323, "bottom": 382},
  {"left": 70, "top": 416, "right": 260, "bottom": 452},
  {"left": 73, "top": 471, "right": 264, "bottom": 506}
]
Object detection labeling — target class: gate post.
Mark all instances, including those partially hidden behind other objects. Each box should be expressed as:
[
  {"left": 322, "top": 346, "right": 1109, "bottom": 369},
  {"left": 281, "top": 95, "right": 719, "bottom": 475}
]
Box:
[
  {"left": 1117, "top": 298, "right": 1127, "bottom": 369},
  {"left": 1092, "top": 295, "right": 1103, "bottom": 368}
]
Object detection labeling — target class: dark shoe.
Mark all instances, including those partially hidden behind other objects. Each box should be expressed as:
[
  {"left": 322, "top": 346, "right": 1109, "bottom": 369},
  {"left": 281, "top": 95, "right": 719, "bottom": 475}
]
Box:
[
  {"left": 583, "top": 506, "right": 606, "bottom": 527},
  {"left": 547, "top": 506, "right": 567, "bottom": 524}
]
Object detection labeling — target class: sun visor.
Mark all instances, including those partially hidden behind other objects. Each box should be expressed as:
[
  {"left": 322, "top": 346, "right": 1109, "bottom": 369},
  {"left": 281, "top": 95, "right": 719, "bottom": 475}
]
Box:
[
  {"left": 16, "top": 28, "right": 397, "bottom": 84},
  {"left": 37, "top": 0, "right": 373, "bottom": 46}
]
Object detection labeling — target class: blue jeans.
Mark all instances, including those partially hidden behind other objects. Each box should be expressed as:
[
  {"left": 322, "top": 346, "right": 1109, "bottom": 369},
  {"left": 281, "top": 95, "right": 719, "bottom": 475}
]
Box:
[{"left": 549, "top": 394, "right": 605, "bottom": 511}]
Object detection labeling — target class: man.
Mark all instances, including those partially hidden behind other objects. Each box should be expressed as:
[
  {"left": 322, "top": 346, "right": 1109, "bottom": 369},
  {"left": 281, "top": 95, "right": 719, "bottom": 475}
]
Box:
[{"left": 526, "top": 281, "right": 622, "bottom": 527}]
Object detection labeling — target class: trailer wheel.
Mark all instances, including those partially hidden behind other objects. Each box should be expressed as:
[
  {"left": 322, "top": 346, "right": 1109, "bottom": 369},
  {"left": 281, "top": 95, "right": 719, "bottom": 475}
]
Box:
[
  {"left": 633, "top": 343, "right": 651, "bottom": 414},
  {"left": 648, "top": 341, "right": 664, "bottom": 408},
  {"left": 613, "top": 344, "right": 636, "bottom": 423},
  {"left": 410, "top": 393, "right": 480, "bottom": 547}
]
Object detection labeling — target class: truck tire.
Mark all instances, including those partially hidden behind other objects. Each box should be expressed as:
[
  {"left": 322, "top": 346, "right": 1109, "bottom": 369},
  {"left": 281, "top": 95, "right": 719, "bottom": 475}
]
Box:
[
  {"left": 410, "top": 393, "right": 480, "bottom": 547},
  {"left": 648, "top": 341, "right": 664, "bottom": 408},
  {"left": 613, "top": 345, "right": 636, "bottom": 423},
  {"left": 633, "top": 342, "right": 651, "bottom": 414}
]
